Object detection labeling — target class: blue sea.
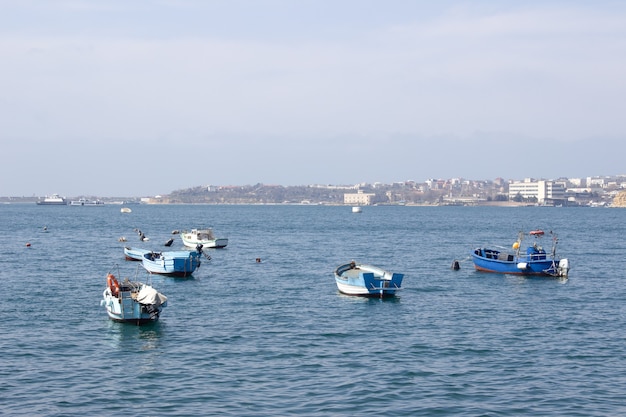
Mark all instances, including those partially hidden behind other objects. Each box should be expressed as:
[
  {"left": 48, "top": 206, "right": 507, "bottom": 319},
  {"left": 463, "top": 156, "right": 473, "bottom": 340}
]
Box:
[{"left": 1, "top": 203, "right": 626, "bottom": 416}]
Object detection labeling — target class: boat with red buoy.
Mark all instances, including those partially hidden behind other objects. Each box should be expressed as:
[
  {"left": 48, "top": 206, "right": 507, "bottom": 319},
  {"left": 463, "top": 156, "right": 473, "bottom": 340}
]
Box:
[
  {"left": 471, "top": 230, "right": 570, "bottom": 277},
  {"left": 100, "top": 269, "right": 167, "bottom": 324}
]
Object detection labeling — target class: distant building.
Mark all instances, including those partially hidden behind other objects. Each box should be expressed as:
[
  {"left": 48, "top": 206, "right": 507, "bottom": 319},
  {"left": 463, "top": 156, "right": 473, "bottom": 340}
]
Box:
[
  {"left": 508, "top": 179, "right": 566, "bottom": 204},
  {"left": 344, "top": 190, "right": 376, "bottom": 205}
]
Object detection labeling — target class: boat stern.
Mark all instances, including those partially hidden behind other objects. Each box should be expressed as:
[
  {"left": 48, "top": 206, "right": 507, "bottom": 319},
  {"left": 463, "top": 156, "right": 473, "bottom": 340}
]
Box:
[{"left": 362, "top": 272, "right": 403, "bottom": 297}]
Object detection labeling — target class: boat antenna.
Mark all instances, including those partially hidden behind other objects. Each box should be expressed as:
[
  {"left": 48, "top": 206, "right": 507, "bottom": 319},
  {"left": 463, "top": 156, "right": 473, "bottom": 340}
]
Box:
[{"left": 550, "top": 232, "right": 558, "bottom": 258}]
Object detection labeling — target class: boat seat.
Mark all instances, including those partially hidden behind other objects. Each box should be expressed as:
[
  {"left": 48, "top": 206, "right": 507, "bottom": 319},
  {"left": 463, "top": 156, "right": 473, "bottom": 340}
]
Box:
[{"left": 497, "top": 253, "right": 513, "bottom": 261}]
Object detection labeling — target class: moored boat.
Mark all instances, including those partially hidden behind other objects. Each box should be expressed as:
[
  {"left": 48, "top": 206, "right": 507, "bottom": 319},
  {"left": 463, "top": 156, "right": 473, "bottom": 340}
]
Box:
[
  {"left": 334, "top": 261, "right": 404, "bottom": 297},
  {"left": 100, "top": 272, "right": 167, "bottom": 324},
  {"left": 141, "top": 249, "right": 204, "bottom": 277},
  {"left": 352, "top": 206, "right": 362, "bottom": 213},
  {"left": 36, "top": 194, "right": 67, "bottom": 205},
  {"left": 471, "top": 230, "right": 570, "bottom": 277},
  {"left": 180, "top": 228, "right": 228, "bottom": 249}
]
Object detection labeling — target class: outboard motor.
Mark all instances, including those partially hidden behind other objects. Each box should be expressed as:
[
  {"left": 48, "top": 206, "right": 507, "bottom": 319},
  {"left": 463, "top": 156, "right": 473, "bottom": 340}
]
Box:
[
  {"left": 196, "top": 244, "right": 211, "bottom": 260},
  {"left": 144, "top": 304, "right": 160, "bottom": 320},
  {"left": 557, "top": 259, "right": 570, "bottom": 277}
]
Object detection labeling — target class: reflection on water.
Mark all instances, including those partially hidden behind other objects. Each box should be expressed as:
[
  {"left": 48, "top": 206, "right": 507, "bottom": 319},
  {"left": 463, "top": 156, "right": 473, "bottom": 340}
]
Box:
[
  {"left": 105, "top": 319, "right": 164, "bottom": 352},
  {"left": 336, "top": 292, "right": 403, "bottom": 305}
]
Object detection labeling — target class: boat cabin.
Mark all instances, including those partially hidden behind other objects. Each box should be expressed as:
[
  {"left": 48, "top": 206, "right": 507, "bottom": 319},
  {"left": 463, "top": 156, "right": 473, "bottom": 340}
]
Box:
[{"left": 526, "top": 245, "right": 546, "bottom": 261}]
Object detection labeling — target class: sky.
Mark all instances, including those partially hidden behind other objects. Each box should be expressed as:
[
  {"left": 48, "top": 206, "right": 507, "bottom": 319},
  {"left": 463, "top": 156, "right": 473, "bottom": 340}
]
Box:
[{"left": 1, "top": 0, "right": 625, "bottom": 197}]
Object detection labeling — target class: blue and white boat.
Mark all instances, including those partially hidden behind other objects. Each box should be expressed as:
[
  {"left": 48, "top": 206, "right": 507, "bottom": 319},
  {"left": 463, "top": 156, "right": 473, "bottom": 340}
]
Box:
[
  {"left": 124, "top": 246, "right": 150, "bottom": 261},
  {"left": 100, "top": 272, "right": 167, "bottom": 325},
  {"left": 141, "top": 250, "right": 203, "bottom": 277},
  {"left": 334, "top": 261, "right": 404, "bottom": 297},
  {"left": 471, "top": 230, "right": 570, "bottom": 277}
]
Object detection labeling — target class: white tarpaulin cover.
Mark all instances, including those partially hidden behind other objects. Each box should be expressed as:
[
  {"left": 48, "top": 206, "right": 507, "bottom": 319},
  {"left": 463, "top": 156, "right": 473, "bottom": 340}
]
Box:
[{"left": 136, "top": 285, "right": 168, "bottom": 306}]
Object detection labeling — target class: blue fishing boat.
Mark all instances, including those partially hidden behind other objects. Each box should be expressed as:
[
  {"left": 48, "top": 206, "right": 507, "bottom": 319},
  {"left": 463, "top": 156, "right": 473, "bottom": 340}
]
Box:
[
  {"left": 100, "top": 272, "right": 167, "bottom": 325},
  {"left": 334, "top": 261, "right": 403, "bottom": 297},
  {"left": 471, "top": 230, "right": 570, "bottom": 277},
  {"left": 141, "top": 250, "right": 204, "bottom": 277}
]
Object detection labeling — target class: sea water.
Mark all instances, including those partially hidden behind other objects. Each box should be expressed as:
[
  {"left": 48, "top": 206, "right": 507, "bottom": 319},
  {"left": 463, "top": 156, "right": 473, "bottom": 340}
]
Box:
[{"left": 1, "top": 204, "right": 626, "bottom": 416}]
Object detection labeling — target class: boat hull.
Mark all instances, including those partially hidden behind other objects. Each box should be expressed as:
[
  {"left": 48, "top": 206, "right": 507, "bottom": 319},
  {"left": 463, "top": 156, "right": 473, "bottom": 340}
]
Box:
[
  {"left": 141, "top": 251, "right": 201, "bottom": 277},
  {"left": 471, "top": 248, "right": 569, "bottom": 277},
  {"left": 334, "top": 262, "right": 403, "bottom": 297},
  {"left": 36, "top": 201, "right": 67, "bottom": 205}
]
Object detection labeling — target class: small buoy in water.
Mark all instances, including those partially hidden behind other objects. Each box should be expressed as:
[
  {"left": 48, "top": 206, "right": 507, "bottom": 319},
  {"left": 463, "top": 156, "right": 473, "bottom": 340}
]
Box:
[
  {"left": 118, "top": 236, "right": 127, "bottom": 242},
  {"left": 451, "top": 260, "right": 460, "bottom": 270},
  {"left": 26, "top": 242, "right": 31, "bottom": 247},
  {"left": 256, "top": 258, "right": 262, "bottom": 263}
]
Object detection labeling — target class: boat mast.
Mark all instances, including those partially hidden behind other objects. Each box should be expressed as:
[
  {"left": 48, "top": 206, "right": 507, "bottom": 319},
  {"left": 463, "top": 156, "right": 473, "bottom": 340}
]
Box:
[{"left": 514, "top": 231, "right": 524, "bottom": 257}]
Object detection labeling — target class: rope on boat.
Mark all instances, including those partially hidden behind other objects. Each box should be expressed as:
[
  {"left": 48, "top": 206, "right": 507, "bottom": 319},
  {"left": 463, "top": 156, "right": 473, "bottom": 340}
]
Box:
[{"left": 451, "top": 256, "right": 471, "bottom": 270}]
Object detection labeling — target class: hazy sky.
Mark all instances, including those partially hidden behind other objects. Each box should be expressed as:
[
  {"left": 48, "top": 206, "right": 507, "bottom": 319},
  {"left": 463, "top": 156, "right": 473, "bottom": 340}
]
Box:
[{"left": 1, "top": 0, "right": 625, "bottom": 197}]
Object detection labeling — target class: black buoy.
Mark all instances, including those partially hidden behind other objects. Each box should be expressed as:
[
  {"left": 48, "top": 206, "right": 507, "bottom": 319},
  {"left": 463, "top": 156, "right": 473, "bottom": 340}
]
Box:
[
  {"left": 164, "top": 238, "right": 174, "bottom": 247},
  {"left": 451, "top": 260, "right": 460, "bottom": 270}
]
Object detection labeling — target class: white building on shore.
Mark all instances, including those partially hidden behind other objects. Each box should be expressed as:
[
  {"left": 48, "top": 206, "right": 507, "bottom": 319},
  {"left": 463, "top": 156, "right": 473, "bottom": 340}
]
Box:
[
  {"left": 343, "top": 190, "right": 376, "bottom": 205},
  {"left": 508, "top": 179, "right": 566, "bottom": 204}
]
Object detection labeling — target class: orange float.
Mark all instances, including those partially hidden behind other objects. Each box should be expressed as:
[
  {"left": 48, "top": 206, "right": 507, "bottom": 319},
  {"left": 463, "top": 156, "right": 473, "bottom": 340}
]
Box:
[{"left": 107, "top": 273, "right": 120, "bottom": 297}]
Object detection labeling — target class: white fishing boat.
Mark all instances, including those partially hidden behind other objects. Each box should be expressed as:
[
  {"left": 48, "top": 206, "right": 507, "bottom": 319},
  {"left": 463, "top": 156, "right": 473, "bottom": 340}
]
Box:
[
  {"left": 100, "top": 272, "right": 167, "bottom": 324},
  {"left": 352, "top": 206, "right": 362, "bottom": 213},
  {"left": 180, "top": 228, "right": 228, "bottom": 249}
]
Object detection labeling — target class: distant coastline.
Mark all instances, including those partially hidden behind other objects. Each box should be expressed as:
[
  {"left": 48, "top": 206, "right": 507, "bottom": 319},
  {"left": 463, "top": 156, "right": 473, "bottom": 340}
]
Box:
[{"left": 3, "top": 174, "right": 626, "bottom": 207}]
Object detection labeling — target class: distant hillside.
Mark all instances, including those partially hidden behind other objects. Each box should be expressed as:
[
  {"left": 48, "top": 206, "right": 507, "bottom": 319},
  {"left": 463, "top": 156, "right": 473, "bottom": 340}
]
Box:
[{"left": 161, "top": 184, "right": 367, "bottom": 205}]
